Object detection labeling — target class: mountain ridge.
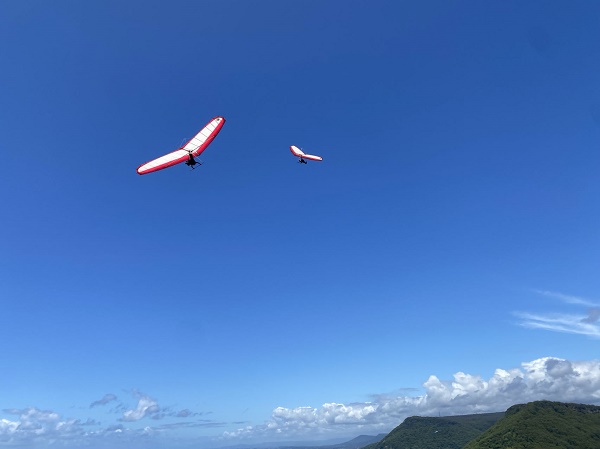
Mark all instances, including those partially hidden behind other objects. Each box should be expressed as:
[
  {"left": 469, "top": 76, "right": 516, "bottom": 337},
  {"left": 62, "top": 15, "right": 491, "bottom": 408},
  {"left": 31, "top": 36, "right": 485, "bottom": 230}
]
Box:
[
  {"left": 217, "top": 401, "right": 600, "bottom": 449},
  {"left": 464, "top": 400, "right": 600, "bottom": 449}
]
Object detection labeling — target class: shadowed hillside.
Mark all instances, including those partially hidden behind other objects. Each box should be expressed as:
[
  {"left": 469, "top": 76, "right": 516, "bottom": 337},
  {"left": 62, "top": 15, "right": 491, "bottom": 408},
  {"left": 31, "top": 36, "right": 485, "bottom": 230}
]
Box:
[{"left": 362, "top": 412, "right": 504, "bottom": 449}]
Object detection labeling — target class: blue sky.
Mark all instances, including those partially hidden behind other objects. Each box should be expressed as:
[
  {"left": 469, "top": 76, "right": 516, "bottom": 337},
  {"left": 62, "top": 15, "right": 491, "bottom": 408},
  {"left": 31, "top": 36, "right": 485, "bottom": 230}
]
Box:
[{"left": 1, "top": 1, "right": 600, "bottom": 448}]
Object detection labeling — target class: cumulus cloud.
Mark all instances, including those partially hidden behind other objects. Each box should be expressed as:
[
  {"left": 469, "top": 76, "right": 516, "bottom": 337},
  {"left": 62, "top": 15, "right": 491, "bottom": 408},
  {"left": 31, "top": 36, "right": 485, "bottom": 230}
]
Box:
[
  {"left": 117, "top": 392, "right": 206, "bottom": 422},
  {"left": 0, "top": 407, "right": 87, "bottom": 445},
  {"left": 121, "top": 391, "right": 161, "bottom": 421},
  {"left": 223, "top": 356, "right": 600, "bottom": 442},
  {"left": 0, "top": 403, "right": 218, "bottom": 449},
  {"left": 3, "top": 357, "right": 600, "bottom": 448},
  {"left": 516, "top": 291, "right": 600, "bottom": 338}
]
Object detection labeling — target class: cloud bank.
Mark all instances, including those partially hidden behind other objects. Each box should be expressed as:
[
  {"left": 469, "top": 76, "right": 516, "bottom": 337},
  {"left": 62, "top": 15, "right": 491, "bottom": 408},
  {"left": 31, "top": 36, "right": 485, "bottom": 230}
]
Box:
[
  {"left": 0, "top": 391, "right": 214, "bottom": 449},
  {"left": 1, "top": 357, "right": 600, "bottom": 448},
  {"left": 223, "top": 356, "right": 600, "bottom": 441}
]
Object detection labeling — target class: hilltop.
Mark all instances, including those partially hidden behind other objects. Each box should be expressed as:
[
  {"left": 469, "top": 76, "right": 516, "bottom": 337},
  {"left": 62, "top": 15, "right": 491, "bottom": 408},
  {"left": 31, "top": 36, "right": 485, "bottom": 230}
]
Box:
[
  {"left": 464, "top": 400, "right": 600, "bottom": 449},
  {"left": 362, "top": 412, "right": 504, "bottom": 449}
]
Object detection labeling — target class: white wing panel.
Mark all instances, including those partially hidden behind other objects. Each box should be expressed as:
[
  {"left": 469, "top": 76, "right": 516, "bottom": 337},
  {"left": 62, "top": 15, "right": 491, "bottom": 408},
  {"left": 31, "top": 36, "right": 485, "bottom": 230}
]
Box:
[
  {"left": 138, "top": 149, "right": 188, "bottom": 173},
  {"left": 290, "top": 145, "right": 305, "bottom": 156},
  {"left": 137, "top": 116, "right": 225, "bottom": 175},
  {"left": 183, "top": 117, "right": 222, "bottom": 154},
  {"left": 303, "top": 154, "right": 323, "bottom": 161}
]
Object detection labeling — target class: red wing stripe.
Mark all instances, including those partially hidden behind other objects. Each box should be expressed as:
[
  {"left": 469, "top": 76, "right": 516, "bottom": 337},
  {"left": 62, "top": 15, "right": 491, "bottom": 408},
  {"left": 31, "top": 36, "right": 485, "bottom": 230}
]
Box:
[{"left": 137, "top": 116, "right": 225, "bottom": 175}]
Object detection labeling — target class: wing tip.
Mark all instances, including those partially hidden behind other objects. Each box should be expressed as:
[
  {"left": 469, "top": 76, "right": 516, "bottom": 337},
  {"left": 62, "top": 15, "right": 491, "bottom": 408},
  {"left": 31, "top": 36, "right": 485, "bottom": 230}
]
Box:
[
  {"left": 305, "top": 154, "right": 323, "bottom": 161},
  {"left": 290, "top": 145, "right": 304, "bottom": 157}
]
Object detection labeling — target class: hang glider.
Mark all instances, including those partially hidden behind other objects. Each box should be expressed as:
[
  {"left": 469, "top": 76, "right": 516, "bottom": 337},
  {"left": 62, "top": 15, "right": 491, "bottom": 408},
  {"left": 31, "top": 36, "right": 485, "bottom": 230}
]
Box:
[
  {"left": 290, "top": 145, "right": 323, "bottom": 164},
  {"left": 137, "top": 116, "right": 226, "bottom": 175}
]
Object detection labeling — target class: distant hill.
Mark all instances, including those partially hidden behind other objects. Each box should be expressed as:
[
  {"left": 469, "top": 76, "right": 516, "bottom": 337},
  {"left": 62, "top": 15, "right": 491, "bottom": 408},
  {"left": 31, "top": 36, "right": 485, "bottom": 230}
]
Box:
[
  {"left": 463, "top": 400, "right": 600, "bottom": 449},
  {"left": 328, "top": 434, "right": 388, "bottom": 449},
  {"left": 362, "top": 412, "right": 504, "bottom": 449},
  {"left": 284, "top": 434, "right": 387, "bottom": 449},
  {"left": 219, "top": 434, "right": 386, "bottom": 449}
]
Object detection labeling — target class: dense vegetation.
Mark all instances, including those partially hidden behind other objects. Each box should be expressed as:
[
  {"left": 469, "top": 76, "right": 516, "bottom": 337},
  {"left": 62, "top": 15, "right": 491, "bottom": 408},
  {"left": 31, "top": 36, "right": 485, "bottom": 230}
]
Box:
[
  {"left": 463, "top": 401, "right": 600, "bottom": 449},
  {"left": 362, "top": 412, "right": 504, "bottom": 449}
]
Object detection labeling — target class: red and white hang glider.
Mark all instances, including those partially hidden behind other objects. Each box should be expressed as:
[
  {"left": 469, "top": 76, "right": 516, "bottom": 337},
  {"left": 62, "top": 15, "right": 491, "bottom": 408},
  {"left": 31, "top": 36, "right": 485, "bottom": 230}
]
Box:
[
  {"left": 137, "top": 116, "right": 226, "bottom": 175},
  {"left": 290, "top": 145, "right": 323, "bottom": 164}
]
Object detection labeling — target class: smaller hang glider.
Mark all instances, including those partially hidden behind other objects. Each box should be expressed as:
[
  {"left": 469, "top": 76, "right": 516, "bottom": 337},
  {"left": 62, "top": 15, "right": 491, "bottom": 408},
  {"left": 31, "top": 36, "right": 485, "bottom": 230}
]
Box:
[
  {"left": 290, "top": 145, "right": 323, "bottom": 164},
  {"left": 137, "top": 116, "right": 226, "bottom": 175}
]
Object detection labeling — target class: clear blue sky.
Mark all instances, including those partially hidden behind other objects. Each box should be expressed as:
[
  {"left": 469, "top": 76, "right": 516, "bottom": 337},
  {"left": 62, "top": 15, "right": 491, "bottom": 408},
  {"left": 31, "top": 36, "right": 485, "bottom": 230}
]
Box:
[{"left": 1, "top": 1, "right": 600, "bottom": 448}]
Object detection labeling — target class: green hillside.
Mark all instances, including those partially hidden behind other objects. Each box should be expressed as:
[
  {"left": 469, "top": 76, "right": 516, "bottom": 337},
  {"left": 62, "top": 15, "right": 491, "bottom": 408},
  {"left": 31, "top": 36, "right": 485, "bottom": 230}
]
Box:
[
  {"left": 463, "top": 401, "right": 600, "bottom": 449},
  {"left": 362, "top": 412, "right": 504, "bottom": 449}
]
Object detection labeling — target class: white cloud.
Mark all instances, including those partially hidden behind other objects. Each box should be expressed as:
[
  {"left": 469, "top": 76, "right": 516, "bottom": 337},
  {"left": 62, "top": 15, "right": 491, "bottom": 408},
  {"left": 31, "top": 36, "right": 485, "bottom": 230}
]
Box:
[
  {"left": 515, "top": 311, "right": 600, "bottom": 338},
  {"left": 533, "top": 290, "right": 600, "bottom": 307},
  {"left": 0, "top": 404, "right": 216, "bottom": 449},
  {"left": 0, "top": 407, "right": 86, "bottom": 445},
  {"left": 223, "top": 356, "right": 600, "bottom": 442},
  {"left": 2, "top": 356, "right": 600, "bottom": 448},
  {"left": 1, "top": 390, "right": 211, "bottom": 447},
  {"left": 121, "top": 392, "right": 161, "bottom": 421},
  {"left": 0, "top": 418, "right": 18, "bottom": 436},
  {"left": 516, "top": 290, "right": 600, "bottom": 338},
  {"left": 118, "top": 392, "right": 204, "bottom": 422}
]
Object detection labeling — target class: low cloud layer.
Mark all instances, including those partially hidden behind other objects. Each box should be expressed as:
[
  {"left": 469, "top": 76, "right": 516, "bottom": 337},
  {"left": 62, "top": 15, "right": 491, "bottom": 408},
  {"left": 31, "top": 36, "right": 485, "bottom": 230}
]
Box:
[
  {"left": 1, "top": 357, "right": 600, "bottom": 448},
  {"left": 516, "top": 290, "right": 600, "bottom": 338},
  {"left": 0, "top": 391, "right": 212, "bottom": 448},
  {"left": 223, "top": 356, "right": 600, "bottom": 441},
  {"left": 0, "top": 407, "right": 90, "bottom": 446}
]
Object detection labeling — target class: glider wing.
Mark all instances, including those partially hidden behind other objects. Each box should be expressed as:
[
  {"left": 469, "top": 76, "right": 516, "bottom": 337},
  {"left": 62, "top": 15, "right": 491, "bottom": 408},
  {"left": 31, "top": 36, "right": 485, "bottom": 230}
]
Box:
[
  {"left": 137, "top": 116, "right": 226, "bottom": 175},
  {"left": 182, "top": 116, "right": 225, "bottom": 157},
  {"left": 136, "top": 148, "right": 190, "bottom": 175},
  {"left": 290, "top": 145, "right": 323, "bottom": 161}
]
